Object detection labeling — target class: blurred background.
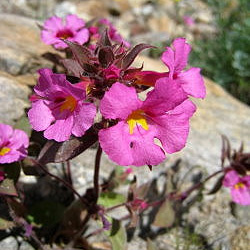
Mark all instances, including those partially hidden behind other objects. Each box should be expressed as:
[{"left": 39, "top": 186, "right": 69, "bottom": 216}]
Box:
[{"left": 0, "top": 0, "right": 249, "bottom": 104}]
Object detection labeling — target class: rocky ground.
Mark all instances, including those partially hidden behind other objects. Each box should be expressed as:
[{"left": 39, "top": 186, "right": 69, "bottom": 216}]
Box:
[{"left": 0, "top": 0, "right": 249, "bottom": 250}]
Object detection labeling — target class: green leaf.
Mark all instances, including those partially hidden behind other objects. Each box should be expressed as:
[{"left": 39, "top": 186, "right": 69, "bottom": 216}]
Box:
[
  {"left": 0, "top": 217, "right": 15, "bottom": 230},
  {"left": 153, "top": 200, "right": 175, "bottom": 228},
  {"left": 98, "top": 192, "right": 126, "bottom": 208},
  {"left": 14, "top": 115, "right": 32, "bottom": 137},
  {"left": 0, "top": 178, "right": 18, "bottom": 196},
  {"left": 28, "top": 200, "right": 65, "bottom": 227},
  {"left": 105, "top": 219, "right": 127, "bottom": 250},
  {"left": 147, "top": 238, "right": 157, "bottom": 250}
]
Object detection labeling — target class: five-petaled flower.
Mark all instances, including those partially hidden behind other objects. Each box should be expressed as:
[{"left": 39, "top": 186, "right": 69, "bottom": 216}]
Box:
[
  {"left": 0, "top": 123, "right": 29, "bottom": 164},
  {"left": 99, "top": 81, "right": 196, "bottom": 166},
  {"left": 41, "top": 15, "right": 89, "bottom": 49},
  {"left": 28, "top": 68, "right": 96, "bottom": 142},
  {"left": 223, "top": 170, "right": 250, "bottom": 206}
]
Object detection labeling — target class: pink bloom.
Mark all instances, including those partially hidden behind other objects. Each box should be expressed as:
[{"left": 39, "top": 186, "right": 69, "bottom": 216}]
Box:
[
  {"left": 223, "top": 170, "right": 250, "bottom": 206},
  {"left": 99, "top": 81, "right": 196, "bottom": 166},
  {"left": 28, "top": 68, "right": 96, "bottom": 142},
  {"left": 41, "top": 15, "right": 89, "bottom": 49},
  {"left": 161, "top": 38, "right": 206, "bottom": 98},
  {"left": 102, "top": 65, "right": 121, "bottom": 80},
  {"left": 0, "top": 123, "right": 29, "bottom": 164},
  {"left": 0, "top": 171, "right": 5, "bottom": 181},
  {"left": 183, "top": 16, "right": 195, "bottom": 27}
]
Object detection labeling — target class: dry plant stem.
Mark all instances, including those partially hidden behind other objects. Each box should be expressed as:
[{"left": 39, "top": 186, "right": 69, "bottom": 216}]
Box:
[
  {"left": 66, "top": 160, "right": 73, "bottom": 185},
  {"left": 30, "top": 158, "right": 88, "bottom": 205},
  {"left": 5, "top": 197, "right": 46, "bottom": 250},
  {"left": 94, "top": 144, "right": 102, "bottom": 203}
]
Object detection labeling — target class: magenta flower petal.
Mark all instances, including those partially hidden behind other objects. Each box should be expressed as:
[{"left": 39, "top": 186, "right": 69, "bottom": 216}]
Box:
[
  {"left": 71, "top": 28, "right": 89, "bottom": 45},
  {"left": 72, "top": 102, "right": 96, "bottom": 137},
  {"left": 161, "top": 38, "right": 205, "bottom": 99},
  {"left": 231, "top": 187, "right": 250, "bottom": 206},
  {"left": 9, "top": 129, "right": 29, "bottom": 149},
  {"left": 99, "top": 83, "right": 195, "bottom": 166},
  {"left": 43, "top": 16, "right": 64, "bottom": 32},
  {"left": 100, "top": 82, "right": 142, "bottom": 120},
  {"left": 44, "top": 115, "right": 74, "bottom": 142},
  {"left": 28, "top": 100, "right": 54, "bottom": 131},
  {"left": 0, "top": 123, "right": 28, "bottom": 164},
  {"left": 99, "top": 121, "right": 165, "bottom": 166},
  {"left": 223, "top": 170, "right": 240, "bottom": 187},
  {"left": 65, "top": 14, "right": 85, "bottom": 30},
  {"left": 178, "top": 68, "right": 206, "bottom": 98},
  {"left": 0, "top": 123, "right": 12, "bottom": 141},
  {"left": 172, "top": 38, "right": 191, "bottom": 73},
  {"left": 153, "top": 100, "right": 196, "bottom": 153},
  {"left": 161, "top": 47, "right": 175, "bottom": 78},
  {"left": 41, "top": 30, "right": 59, "bottom": 45},
  {"left": 242, "top": 175, "right": 250, "bottom": 186},
  {"left": 35, "top": 68, "right": 60, "bottom": 98},
  {"left": 161, "top": 38, "right": 191, "bottom": 76},
  {"left": 143, "top": 78, "right": 187, "bottom": 115}
]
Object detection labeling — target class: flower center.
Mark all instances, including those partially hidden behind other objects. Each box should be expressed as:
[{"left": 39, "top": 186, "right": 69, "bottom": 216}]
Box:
[
  {"left": 126, "top": 109, "right": 149, "bottom": 134},
  {"left": 234, "top": 182, "right": 245, "bottom": 189},
  {"left": 0, "top": 147, "right": 11, "bottom": 156},
  {"left": 56, "top": 29, "right": 74, "bottom": 39},
  {"left": 60, "top": 96, "right": 77, "bottom": 113}
]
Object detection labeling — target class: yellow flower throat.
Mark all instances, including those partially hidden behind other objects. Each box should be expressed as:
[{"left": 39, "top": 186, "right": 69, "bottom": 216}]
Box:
[
  {"left": 126, "top": 109, "right": 149, "bottom": 134},
  {"left": 234, "top": 182, "right": 245, "bottom": 189},
  {"left": 0, "top": 147, "right": 11, "bottom": 156},
  {"left": 60, "top": 96, "right": 77, "bottom": 113}
]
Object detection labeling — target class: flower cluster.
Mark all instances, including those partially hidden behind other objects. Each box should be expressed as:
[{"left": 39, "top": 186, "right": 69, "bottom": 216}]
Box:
[
  {"left": 30, "top": 15, "right": 206, "bottom": 167},
  {"left": 0, "top": 123, "right": 28, "bottom": 164}
]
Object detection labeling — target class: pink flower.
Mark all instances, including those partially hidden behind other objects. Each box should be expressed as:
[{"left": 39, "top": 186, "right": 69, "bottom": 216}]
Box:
[
  {"left": 161, "top": 38, "right": 206, "bottom": 98},
  {"left": 183, "top": 16, "right": 195, "bottom": 27},
  {"left": 0, "top": 123, "right": 29, "bottom": 164},
  {"left": 41, "top": 15, "right": 89, "bottom": 49},
  {"left": 223, "top": 170, "right": 250, "bottom": 206},
  {"left": 28, "top": 68, "right": 96, "bottom": 142},
  {"left": 99, "top": 81, "right": 196, "bottom": 166}
]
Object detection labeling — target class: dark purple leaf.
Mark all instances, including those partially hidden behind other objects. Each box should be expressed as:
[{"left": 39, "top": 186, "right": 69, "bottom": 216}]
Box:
[
  {"left": 61, "top": 59, "right": 83, "bottom": 77},
  {"left": 121, "top": 44, "right": 154, "bottom": 70},
  {"left": 99, "top": 29, "right": 112, "bottom": 47},
  {"left": 63, "top": 40, "right": 91, "bottom": 66},
  {"left": 21, "top": 158, "right": 42, "bottom": 176},
  {"left": 98, "top": 46, "right": 114, "bottom": 68},
  {"left": 38, "top": 126, "right": 98, "bottom": 164},
  {"left": 207, "top": 176, "right": 224, "bottom": 195},
  {"left": 82, "top": 63, "right": 98, "bottom": 74}
]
